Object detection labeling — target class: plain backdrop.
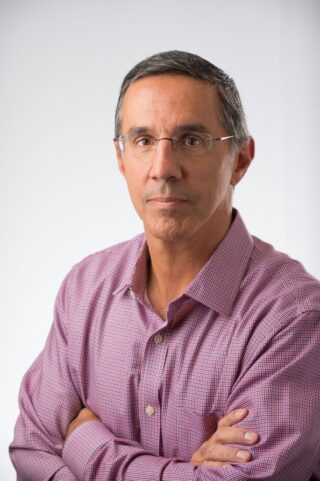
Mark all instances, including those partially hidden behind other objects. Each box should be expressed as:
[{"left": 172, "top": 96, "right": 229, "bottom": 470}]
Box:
[{"left": 1, "top": 0, "right": 319, "bottom": 477}]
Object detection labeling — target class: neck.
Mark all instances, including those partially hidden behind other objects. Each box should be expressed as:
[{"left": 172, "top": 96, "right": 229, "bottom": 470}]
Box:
[{"left": 145, "top": 210, "right": 233, "bottom": 318}]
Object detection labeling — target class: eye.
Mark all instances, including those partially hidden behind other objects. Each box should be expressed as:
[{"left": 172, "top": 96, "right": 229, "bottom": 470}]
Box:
[
  {"left": 181, "top": 134, "right": 203, "bottom": 147},
  {"left": 134, "top": 136, "right": 154, "bottom": 147}
]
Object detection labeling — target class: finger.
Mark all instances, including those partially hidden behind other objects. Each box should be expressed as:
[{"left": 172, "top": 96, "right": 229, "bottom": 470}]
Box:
[
  {"left": 211, "top": 425, "right": 259, "bottom": 445},
  {"left": 218, "top": 408, "right": 248, "bottom": 427},
  {"left": 204, "top": 443, "right": 252, "bottom": 464}
]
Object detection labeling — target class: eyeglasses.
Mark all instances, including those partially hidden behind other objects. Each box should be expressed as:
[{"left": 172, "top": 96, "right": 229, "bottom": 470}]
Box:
[{"left": 113, "top": 132, "right": 236, "bottom": 159}]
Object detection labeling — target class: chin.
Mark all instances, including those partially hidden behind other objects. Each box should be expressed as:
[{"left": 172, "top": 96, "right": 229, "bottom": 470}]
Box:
[{"left": 145, "top": 217, "right": 195, "bottom": 243}]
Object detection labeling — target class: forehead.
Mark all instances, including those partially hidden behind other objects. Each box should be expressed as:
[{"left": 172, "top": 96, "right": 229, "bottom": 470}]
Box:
[{"left": 120, "top": 74, "right": 221, "bottom": 132}]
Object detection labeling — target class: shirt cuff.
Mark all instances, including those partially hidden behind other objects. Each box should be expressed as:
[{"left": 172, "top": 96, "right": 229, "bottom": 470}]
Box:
[
  {"left": 124, "top": 454, "right": 196, "bottom": 481},
  {"left": 62, "top": 419, "right": 196, "bottom": 481},
  {"left": 62, "top": 420, "right": 113, "bottom": 480}
]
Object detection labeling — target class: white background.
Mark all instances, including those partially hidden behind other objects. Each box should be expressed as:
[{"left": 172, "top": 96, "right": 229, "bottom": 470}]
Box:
[{"left": 1, "top": 0, "right": 319, "bottom": 478}]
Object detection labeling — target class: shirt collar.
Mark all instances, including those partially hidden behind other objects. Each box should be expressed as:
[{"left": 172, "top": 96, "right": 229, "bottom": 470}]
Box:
[
  {"left": 112, "top": 235, "right": 148, "bottom": 297},
  {"left": 113, "top": 209, "right": 254, "bottom": 316},
  {"left": 185, "top": 209, "right": 254, "bottom": 315}
]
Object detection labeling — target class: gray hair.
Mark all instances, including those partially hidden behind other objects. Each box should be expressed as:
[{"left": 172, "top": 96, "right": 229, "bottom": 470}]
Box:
[{"left": 114, "top": 50, "right": 250, "bottom": 146}]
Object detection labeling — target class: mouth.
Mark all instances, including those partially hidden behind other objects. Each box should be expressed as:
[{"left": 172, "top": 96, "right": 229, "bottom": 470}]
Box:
[{"left": 147, "top": 197, "right": 189, "bottom": 209}]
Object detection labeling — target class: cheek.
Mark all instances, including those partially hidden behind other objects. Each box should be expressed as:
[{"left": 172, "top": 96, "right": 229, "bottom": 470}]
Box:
[
  {"left": 123, "top": 167, "right": 146, "bottom": 213},
  {"left": 197, "top": 166, "right": 231, "bottom": 204}
]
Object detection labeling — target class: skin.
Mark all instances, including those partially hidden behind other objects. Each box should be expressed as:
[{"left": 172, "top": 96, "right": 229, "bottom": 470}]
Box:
[{"left": 65, "top": 74, "right": 258, "bottom": 465}]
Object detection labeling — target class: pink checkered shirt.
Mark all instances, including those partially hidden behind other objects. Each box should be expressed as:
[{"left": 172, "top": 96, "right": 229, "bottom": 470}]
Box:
[{"left": 10, "top": 210, "right": 320, "bottom": 481}]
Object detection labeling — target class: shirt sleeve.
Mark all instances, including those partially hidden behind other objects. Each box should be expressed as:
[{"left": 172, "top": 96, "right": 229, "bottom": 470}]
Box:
[
  {"left": 9, "top": 271, "right": 82, "bottom": 481},
  {"left": 61, "top": 310, "right": 320, "bottom": 481}
]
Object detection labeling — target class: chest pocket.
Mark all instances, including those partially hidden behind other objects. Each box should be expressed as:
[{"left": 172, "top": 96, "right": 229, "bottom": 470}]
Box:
[{"left": 176, "top": 407, "right": 218, "bottom": 460}]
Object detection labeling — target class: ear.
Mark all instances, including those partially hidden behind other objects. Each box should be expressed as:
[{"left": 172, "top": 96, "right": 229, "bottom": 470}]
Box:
[
  {"left": 114, "top": 140, "right": 126, "bottom": 177},
  {"left": 231, "top": 137, "right": 255, "bottom": 186}
]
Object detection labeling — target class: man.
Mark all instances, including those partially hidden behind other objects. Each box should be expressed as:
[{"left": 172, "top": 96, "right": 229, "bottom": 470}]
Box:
[{"left": 10, "top": 50, "right": 320, "bottom": 480}]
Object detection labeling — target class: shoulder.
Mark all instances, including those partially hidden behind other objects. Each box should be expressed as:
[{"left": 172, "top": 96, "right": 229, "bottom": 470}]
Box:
[
  {"left": 59, "top": 234, "right": 145, "bottom": 303},
  {"left": 73, "top": 234, "right": 144, "bottom": 277},
  {"left": 232, "top": 236, "right": 320, "bottom": 368},
  {"left": 236, "top": 236, "right": 320, "bottom": 334},
  {"left": 252, "top": 236, "right": 319, "bottom": 312}
]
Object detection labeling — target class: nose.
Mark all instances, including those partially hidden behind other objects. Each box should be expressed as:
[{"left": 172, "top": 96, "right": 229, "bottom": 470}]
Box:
[{"left": 149, "top": 138, "right": 183, "bottom": 181}]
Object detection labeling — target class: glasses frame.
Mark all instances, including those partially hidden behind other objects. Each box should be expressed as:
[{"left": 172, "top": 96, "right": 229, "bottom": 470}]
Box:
[{"left": 113, "top": 133, "right": 236, "bottom": 154}]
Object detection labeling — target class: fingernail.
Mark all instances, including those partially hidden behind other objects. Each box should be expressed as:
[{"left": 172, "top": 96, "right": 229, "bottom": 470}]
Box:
[
  {"left": 237, "top": 450, "right": 249, "bottom": 460},
  {"left": 235, "top": 409, "right": 246, "bottom": 417},
  {"left": 244, "top": 431, "right": 257, "bottom": 442}
]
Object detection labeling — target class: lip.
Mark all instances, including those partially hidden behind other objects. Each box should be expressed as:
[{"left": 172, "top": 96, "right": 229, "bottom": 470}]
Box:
[
  {"left": 148, "top": 196, "right": 188, "bottom": 209},
  {"left": 148, "top": 197, "right": 187, "bottom": 203}
]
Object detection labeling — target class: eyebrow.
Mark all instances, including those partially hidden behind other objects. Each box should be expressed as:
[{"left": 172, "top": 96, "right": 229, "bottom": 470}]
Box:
[
  {"left": 175, "top": 123, "right": 211, "bottom": 134},
  {"left": 126, "top": 126, "right": 151, "bottom": 136},
  {"left": 126, "top": 123, "right": 211, "bottom": 137}
]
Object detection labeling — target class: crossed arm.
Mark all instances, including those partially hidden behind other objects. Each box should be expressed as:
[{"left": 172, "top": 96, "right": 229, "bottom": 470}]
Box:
[
  {"left": 11, "top": 312, "right": 320, "bottom": 481},
  {"left": 10, "top": 276, "right": 320, "bottom": 480},
  {"left": 9, "top": 279, "right": 259, "bottom": 481},
  {"left": 65, "top": 407, "right": 258, "bottom": 468}
]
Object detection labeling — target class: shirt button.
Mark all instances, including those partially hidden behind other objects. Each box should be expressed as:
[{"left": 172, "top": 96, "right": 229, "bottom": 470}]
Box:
[
  {"left": 145, "top": 405, "right": 155, "bottom": 417},
  {"left": 154, "top": 334, "right": 164, "bottom": 344},
  {"left": 129, "top": 289, "right": 136, "bottom": 299}
]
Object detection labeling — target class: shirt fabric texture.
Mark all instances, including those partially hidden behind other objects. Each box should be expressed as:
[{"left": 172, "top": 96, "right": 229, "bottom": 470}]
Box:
[{"left": 10, "top": 210, "right": 320, "bottom": 481}]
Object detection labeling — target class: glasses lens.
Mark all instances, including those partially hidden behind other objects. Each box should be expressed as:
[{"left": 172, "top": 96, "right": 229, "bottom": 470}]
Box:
[
  {"left": 125, "top": 135, "right": 155, "bottom": 158},
  {"left": 121, "top": 133, "right": 212, "bottom": 159},
  {"left": 176, "top": 133, "right": 210, "bottom": 155}
]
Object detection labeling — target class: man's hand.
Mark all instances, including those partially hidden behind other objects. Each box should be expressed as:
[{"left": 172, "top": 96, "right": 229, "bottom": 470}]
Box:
[
  {"left": 65, "top": 407, "right": 101, "bottom": 441},
  {"left": 190, "top": 408, "right": 259, "bottom": 467}
]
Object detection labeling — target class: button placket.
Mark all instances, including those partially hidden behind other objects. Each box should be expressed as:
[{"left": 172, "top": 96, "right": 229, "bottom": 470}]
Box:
[{"left": 139, "top": 327, "right": 169, "bottom": 454}]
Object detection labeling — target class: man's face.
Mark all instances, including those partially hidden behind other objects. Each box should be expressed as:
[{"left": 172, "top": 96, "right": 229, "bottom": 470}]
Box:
[{"left": 116, "top": 74, "right": 252, "bottom": 243}]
